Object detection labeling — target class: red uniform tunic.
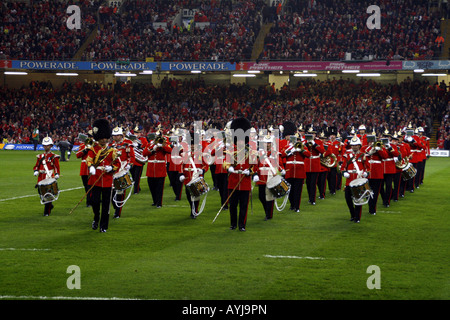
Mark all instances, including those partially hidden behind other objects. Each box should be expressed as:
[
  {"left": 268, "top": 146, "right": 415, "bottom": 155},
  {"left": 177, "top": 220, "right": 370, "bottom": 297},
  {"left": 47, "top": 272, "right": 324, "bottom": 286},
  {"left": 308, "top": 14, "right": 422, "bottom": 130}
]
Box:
[
  {"left": 340, "top": 151, "right": 367, "bottom": 186},
  {"left": 143, "top": 142, "right": 172, "bottom": 178},
  {"left": 86, "top": 143, "right": 121, "bottom": 187},
  {"left": 76, "top": 143, "right": 89, "bottom": 176},
  {"left": 283, "top": 147, "right": 311, "bottom": 179},
  {"left": 383, "top": 145, "right": 400, "bottom": 175},
  {"left": 225, "top": 147, "right": 254, "bottom": 191},
  {"left": 110, "top": 138, "right": 135, "bottom": 170},
  {"left": 364, "top": 145, "right": 388, "bottom": 179},
  {"left": 305, "top": 139, "right": 325, "bottom": 172},
  {"left": 34, "top": 152, "right": 60, "bottom": 182}
]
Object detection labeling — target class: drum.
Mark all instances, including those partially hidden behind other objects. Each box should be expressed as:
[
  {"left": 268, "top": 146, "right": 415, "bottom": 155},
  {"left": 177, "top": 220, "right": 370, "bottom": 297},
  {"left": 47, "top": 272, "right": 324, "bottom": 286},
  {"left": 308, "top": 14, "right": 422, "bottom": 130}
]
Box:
[
  {"left": 266, "top": 175, "right": 291, "bottom": 199},
  {"left": 113, "top": 170, "right": 134, "bottom": 191},
  {"left": 186, "top": 176, "right": 209, "bottom": 198},
  {"left": 37, "top": 178, "right": 60, "bottom": 204},
  {"left": 349, "top": 178, "right": 372, "bottom": 206},
  {"left": 401, "top": 163, "right": 417, "bottom": 181}
]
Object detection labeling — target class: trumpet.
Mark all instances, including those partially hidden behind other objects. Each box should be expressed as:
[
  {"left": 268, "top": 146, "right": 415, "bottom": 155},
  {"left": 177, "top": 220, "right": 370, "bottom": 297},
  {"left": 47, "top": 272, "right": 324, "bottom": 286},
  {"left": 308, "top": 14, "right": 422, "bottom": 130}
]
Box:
[
  {"left": 154, "top": 135, "right": 166, "bottom": 145},
  {"left": 374, "top": 140, "right": 384, "bottom": 148}
]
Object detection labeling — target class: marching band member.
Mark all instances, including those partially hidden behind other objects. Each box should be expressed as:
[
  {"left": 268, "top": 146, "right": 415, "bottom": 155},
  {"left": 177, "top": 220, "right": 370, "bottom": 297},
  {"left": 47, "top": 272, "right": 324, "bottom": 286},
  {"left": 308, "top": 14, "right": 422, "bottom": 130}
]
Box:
[
  {"left": 365, "top": 135, "right": 388, "bottom": 215},
  {"left": 224, "top": 117, "right": 255, "bottom": 231},
  {"left": 254, "top": 134, "right": 285, "bottom": 220},
  {"left": 405, "top": 125, "right": 425, "bottom": 193},
  {"left": 179, "top": 142, "right": 209, "bottom": 219},
  {"left": 304, "top": 126, "right": 325, "bottom": 205},
  {"left": 130, "top": 125, "right": 148, "bottom": 194},
  {"left": 341, "top": 136, "right": 368, "bottom": 223},
  {"left": 86, "top": 119, "right": 121, "bottom": 232},
  {"left": 110, "top": 126, "right": 135, "bottom": 218},
  {"left": 76, "top": 130, "right": 93, "bottom": 207},
  {"left": 317, "top": 131, "right": 330, "bottom": 199},
  {"left": 380, "top": 130, "right": 399, "bottom": 208},
  {"left": 282, "top": 130, "right": 311, "bottom": 213},
  {"left": 167, "top": 132, "right": 183, "bottom": 201},
  {"left": 143, "top": 132, "right": 172, "bottom": 208},
  {"left": 357, "top": 125, "right": 368, "bottom": 147},
  {"left": 391, "top": 132, "right": 404, "bottom": 202},
  {"left": 416, "top": 127, "right": 429, "bottom": 185},
  {"left": 33, "top": 136, "right": 60, "bottom": 216},
  {"left": 325, "top": 126, "right": 341, "bottom": 195},
  {"left": 398, "top": 131, "right": 411, "bottom": 198},
  {"left": 212, "top": 131, "right": 229, "bottom": 210}
]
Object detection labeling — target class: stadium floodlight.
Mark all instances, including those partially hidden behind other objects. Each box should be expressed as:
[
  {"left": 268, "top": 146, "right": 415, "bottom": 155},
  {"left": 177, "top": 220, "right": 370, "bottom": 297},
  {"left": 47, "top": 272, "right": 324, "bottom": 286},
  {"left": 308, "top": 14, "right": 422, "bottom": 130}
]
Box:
[
  {"left": 233, "top": 74, "right": 256, "bottom": 77},
  {"left": 114, "top": 72, "right": 136, "bottom": 77},
  {"left": 356, "top": 73, "right": 381, "bottom": 77},
  {"left": 56, "top": 73, "right": 78, "bottom": 76},
  {"left": 139, "top": 70, "right": 153, "bottom": 74},
  {"left": 413, "top": 69, "right": 425, "bottom": 73},
  {"left": 247, "top": 70, "right": 260, "bottom": 73},
  {"left": 191, "top": 70, "right": 201, "bottom": 73},
  {"left": 342, "top": 70, "right": 360, "bottom": 73},
  {"left": 4, "top": 72, "right": 28, "bottom": 75},
  {"left": 421, "top": 73, "right": 447, "bottom": 77},
  {"left": 293, "top": 73, "right": 317, "bottom": 77}
]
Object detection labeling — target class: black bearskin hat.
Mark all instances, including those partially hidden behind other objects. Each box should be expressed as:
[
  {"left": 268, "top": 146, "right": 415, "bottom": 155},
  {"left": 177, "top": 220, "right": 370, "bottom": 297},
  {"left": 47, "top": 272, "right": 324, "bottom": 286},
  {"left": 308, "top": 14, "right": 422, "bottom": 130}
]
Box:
[
  {"left": 92, "top": 119, "right": 111, "bottom": 141},
  {"left": 230, "top": 117, "right": 251, "bottom": 145},
  {"left": 328, "top": 126, "right": 338, "bottom": 136},
  {"left": 282, "top": 121, "right": 296, "bottom": 136}
]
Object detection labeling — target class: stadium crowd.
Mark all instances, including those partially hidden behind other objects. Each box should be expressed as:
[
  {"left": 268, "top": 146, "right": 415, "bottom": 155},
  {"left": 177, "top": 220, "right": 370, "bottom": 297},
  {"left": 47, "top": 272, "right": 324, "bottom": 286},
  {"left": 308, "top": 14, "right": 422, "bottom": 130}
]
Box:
[
  {"left": 1, "top": 77, "right": 448, "bottom": 148},
  {"left": 1, "top": 0, "right": 102, "bottom": 61},
  {"left": 260, "top": 0, "right": 445, "bottom": 61}
]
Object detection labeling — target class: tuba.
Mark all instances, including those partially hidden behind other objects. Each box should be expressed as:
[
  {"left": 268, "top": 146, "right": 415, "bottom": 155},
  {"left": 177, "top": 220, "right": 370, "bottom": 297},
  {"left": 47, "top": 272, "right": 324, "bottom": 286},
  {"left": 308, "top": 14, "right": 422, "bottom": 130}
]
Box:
[{"left": 320, "top": 153, "right": 338, "bottom": 168}]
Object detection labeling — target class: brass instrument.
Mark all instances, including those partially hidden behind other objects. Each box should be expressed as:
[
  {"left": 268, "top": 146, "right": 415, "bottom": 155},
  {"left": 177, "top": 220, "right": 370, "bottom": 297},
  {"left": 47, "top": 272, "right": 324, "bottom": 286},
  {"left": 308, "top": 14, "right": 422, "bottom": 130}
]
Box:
[
  {"left": 320, "top": 153, "right": 337, "bottom": 168},
  {"left": 374, "top": 140, "right": 384, "bottom": 149},
  {"left": 78, "top": 133, "right": 94, "bottom": 148},
  {"left": 154, "top": 135, "right": 166, "bottom": 145},
  {"left": 293, "top": 140, "right": 304, "bottom": 150},
  {"left": 395, "top": 152, "right": 409, "bottom": 170}
]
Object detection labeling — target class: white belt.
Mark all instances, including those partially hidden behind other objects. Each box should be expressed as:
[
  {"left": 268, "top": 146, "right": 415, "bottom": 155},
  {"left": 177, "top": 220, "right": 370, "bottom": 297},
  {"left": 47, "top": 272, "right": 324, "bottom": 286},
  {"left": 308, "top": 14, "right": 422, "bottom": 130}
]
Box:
[
  {"left": 184, "top": 168, "right": 198, "bottom": 172},
  {"left": 148, "top": 160, "right": 165, "bottom": 163},
  {"left": 286, "top": 161, "right": 304, "bottom": 164},
  {"left": 81, "top": 160, "right": 87, "bottom": 163},
  {"left": 368, "top": 160, "right": 381, "bottom": 164},
  {"left": 310, "top": 155, "right": 320, "bottom": 159},
  {"left": 383, "top": 158, "right": 394, "bottom": 161},
  {"left": 410, "top": 150, "right": 421, "bottom": 152}
]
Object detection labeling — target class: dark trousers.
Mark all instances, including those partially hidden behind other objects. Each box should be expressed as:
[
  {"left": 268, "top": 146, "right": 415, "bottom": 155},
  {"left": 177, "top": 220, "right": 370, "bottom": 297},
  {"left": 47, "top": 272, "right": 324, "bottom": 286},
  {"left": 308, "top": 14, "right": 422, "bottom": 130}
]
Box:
[
  {"left": 168, "top": 170, "right": 182, "bottom": 200},
  {"left": 368, "top": 179, "right": 382, "bottom": 214},
  {"left": 327, "top": 167, "right": 338, "bottom": 194},
  {"left": 420, "top": 159, "right": 426, "bottom": 184},
  {"left": 130, "top": 165, "right": 144, "bottom": 194},
  {"left": 216, "top": 173, "right": 228, "bottom": 208},
  {"left": 186, "top": 187, "right": 200, "bottom": 217},
  {"left": 381, "top": 173, "right": 395, "bottom": 206},
  {"left": 210, "top": 164, "right": 218, "bottom": 189},
  {"left": 147, "top": 177, "right": 165, "bottom": 207},
  {"left": 415, "top": 161, "right": 424, "bottom": 188},
  {"left": 318, "top": 171, "right": 327, "bottom": 198},
  {"left": 336, "top": 169, "right": 342, "bottom": 190},
  {"left": 286, "top": 177, "right": 304, "bottom": 211},
  {"left": 43, "top": 203, "right": 53, "bottom": 215},
  {"left": 258, "top": 185, "right": 274, "bottom": 219},
  {"left": 392, "top": 172, "right": 402, "bottom": 201},
  {"left": 81, "top": 175, "right": 92, "bottom": 206},
  {"left": 407, "top": 163, "right": 418, "bottom": 192},
  {"left": 90, "top": 186, "right": 112, "bottom": 230},
  {"left": 345, "top": 186, "right": 362, "bottom": 221},
  {"left": 306, "top": 172, "right": 319, "bottom": 203},
  {"left": 111, "top": 189, "right": 127, "bottom": 217},
  {"left": 229, "top": 189, "right": 250, "bottom": 229}
]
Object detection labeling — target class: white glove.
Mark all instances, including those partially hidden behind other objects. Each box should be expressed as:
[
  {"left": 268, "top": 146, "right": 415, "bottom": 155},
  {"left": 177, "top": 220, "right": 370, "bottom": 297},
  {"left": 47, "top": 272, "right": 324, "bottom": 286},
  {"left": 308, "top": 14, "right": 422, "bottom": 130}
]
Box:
[
  {"left": 179, "top": 175, "right": 185, "bottom": 182},
  {"left": 242, "top": 169, "right": 250, "bottom": 176},
  {"left": 228, "top": 166, "right": 235, "bottom": 173},
  {"left": 375, "top": 146, "right": 381, "bottom": 151},
  {"left": 343, "top": 172, "right": 350, "bottom": 178},
  {"left": 393, "top": 157, "right": 398, "bottom": 162},
  {"left": 311, "top": 140, "right": 316, "bottom": 146},
  {"left": 253, "top": 175, "right": 260, "bottom": 182},
  {"left": 362, "top": 172, "right": 368, "bottom": 178},
  {"left": 125, "top": 164, "right": 131, "bottom": 171},
  {"left": 34, "top": 171, "right": 39, "bottom": 176},
  {"left": 152, "top": 145, "right": 158, "bottom": 151},
  {"left": 295, "top": 148, "right": 302, "bottom": 152},
  {"left": 89, "top": 166, "right": 96, "bottom": 175},
  {"left": 105, "top": 165, "right": 113, "bottom": 172},
  {"left": 54, "top": 174, "right": 60, "bottom": 180},
  {"left": 281, "top": 169, "right": 286, "bottom": 175},
  {"left": 157, "top": 143, "right": 163, "bottom": 148}
]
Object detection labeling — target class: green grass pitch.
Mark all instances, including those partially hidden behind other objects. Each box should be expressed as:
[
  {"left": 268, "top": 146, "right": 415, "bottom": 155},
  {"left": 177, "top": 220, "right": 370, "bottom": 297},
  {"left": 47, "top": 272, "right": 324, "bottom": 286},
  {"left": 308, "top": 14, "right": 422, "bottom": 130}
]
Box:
[{"left": 0, "top": 150, "right": 449, "bottom": 300}]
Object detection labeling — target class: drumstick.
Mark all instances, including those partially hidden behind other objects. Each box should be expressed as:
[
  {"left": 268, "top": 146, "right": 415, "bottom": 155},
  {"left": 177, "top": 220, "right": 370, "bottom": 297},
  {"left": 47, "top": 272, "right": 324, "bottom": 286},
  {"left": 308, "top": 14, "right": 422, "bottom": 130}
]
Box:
[
  {"left": 69, "top": 170, "right": 106, "bottom": 215},
  {"left": 212, "top": 174, "right": 246, "bottom": 224}
]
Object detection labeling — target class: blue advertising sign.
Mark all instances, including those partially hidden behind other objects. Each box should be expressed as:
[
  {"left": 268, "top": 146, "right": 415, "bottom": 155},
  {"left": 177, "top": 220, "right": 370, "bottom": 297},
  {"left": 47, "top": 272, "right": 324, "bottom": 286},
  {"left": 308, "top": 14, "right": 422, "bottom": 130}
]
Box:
[
  {"left": 10, "top": 60, "right": 156, "bottom": 71},
  {"left": 402, "top": 60, "right": 450, "bottom": 70},
  {"left": 1, "top": 144, "right": 80, "bottom": 151},
  {"left": 160, "top": 62, "right": 236, "bottom": 71}
]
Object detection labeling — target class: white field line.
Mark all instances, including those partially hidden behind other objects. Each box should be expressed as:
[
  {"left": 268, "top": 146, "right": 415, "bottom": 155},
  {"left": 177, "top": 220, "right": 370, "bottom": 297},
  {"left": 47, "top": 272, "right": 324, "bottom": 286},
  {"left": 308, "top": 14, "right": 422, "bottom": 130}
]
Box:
[
  {"left": 264, "top": 255, "right": 345, "bottom": 261},
  {"left": 0, "top": 248, "right": 51, "bottom": 251},
  {"left": 0, "top": 187, "right": 83, "bottom": 202},
  {"left": 0, "top": 295, "right": 145, "bottom": 300}
]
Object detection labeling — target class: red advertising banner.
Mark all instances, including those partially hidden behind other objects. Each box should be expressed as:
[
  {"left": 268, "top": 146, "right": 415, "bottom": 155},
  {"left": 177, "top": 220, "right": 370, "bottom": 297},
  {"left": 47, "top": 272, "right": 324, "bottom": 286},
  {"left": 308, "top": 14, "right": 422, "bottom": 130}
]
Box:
[{"left": 235, "top": 60, "right": 402, "bottom": 71}]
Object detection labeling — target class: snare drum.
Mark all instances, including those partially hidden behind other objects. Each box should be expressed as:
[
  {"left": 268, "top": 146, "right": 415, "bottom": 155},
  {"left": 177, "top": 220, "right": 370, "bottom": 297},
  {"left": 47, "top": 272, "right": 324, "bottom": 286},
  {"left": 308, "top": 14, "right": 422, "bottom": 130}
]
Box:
[
  {"left": 37, "top": 178, "right": 60, "bottom": 204},
  {"left": 266, "top": 175, "right": 291, "bottom": 198},
  {"left": 113, "top": 170, "right": 134, "bottom": 191},
  {"left": 401, "top": 163, "right": 417, "bottom": 181},
  {"left": 349, "top": 178, "right": 372, "bottom": 206},
  {"left": 186, "top": 176, "right": 209, "bottom": 198}
]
